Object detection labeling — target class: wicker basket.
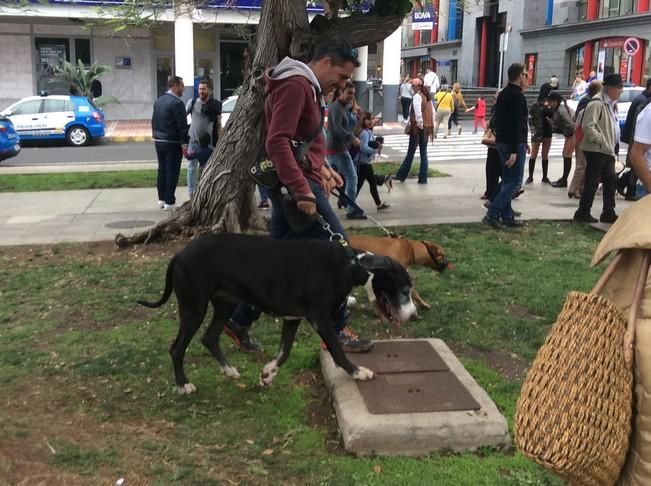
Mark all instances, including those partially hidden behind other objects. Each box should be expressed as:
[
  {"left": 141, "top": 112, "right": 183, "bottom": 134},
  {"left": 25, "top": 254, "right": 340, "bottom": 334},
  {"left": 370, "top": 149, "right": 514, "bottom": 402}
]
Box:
[{"left": 515, "top": 291, "right": 633, "bottom": 485}]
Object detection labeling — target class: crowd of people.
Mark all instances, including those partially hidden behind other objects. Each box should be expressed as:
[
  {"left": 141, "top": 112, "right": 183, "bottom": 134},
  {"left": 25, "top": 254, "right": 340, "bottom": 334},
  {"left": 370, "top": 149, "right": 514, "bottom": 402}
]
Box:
[{"left": 481, "top": 65, "right": 651, "bottom": 229}]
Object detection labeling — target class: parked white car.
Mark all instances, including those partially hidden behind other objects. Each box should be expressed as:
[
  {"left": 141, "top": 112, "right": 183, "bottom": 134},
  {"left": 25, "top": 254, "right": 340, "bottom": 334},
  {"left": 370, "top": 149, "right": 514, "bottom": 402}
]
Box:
[
  {"left": 567, "top": 86, "right": 644, "bottom": 130},
  {"left": 220, "top": 95, "right": 238, "bottom": 128}
]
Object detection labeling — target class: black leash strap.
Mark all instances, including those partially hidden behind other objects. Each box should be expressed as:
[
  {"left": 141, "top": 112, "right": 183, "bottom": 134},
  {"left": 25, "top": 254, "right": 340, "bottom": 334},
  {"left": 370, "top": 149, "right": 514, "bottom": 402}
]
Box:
[{"left": 330, "top": 187, "right": 400, "bottom": 239}]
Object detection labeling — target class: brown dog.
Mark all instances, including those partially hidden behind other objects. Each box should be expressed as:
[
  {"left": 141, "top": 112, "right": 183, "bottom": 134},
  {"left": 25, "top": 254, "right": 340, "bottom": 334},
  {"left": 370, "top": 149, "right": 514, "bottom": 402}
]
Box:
[{"left": 349, "top": 235, "right": 451, "bottom": 309}]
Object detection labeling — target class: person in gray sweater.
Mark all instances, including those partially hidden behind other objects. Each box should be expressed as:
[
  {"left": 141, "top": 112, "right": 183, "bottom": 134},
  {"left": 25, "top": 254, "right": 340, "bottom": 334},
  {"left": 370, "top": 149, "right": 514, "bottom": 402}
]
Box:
[{"left": 326, "top": 81, "right": 364, "bottom": 219}]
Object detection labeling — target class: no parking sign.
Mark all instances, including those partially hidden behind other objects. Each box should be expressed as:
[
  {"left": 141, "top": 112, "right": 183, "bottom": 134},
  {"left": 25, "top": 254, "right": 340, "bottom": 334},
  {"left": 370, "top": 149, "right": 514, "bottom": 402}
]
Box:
[{"left": 624, "top": 37, "right": 640, "bottom": 57}]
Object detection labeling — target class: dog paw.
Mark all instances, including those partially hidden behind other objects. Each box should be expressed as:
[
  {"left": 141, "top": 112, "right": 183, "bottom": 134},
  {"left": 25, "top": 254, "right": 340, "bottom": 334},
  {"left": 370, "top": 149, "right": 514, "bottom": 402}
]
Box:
[
  {"left": 222, "top": 365, "right": 240, "bottom": 380},
  {"left": 352, "top": 366, "right": 375, "bottom": 381},
  {"left": 176, "top": 383, "right": 197, "bottom": 395},
  {"left": 420, "top": 302, "right": 431, "bottom": 310},
  {"left": 259, "top": 360, "right": 279, "bottom": 387}
]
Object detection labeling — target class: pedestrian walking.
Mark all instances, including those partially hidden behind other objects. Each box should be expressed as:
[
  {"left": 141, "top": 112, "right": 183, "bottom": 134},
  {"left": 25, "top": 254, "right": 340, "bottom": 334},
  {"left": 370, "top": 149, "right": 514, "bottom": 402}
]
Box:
[
  {"left": 483, "top": 63, "right": 529, "bottom": 229},
  {"left": 327, "top": 81, "right": 365, "bottom": 219},
  {"left": 481, "top": 91, "right": 501, "bottom": 200},
  {"left": 525, "top": 85, "right": 553, "bottom": 185},
  {"left": 399, "top": 76, "right": 413, "bottom": 122},
  {"left": 629, "top": 103, "right": 651, "bottom": 199},
  {"left": 448, "top": 83, "right": 468, "bottom": 135},
  {"left": 396, "top": 78, "right": 433, "bottom": 184},
  {"left": 354, "top": 111, "right": 390, "bottom": 211},
  {"left": 185, "top": 78, "right": 222, "bottom": 198},
  {"left": 568, "top": 79, "right": 603, "bottom": 199},
  {"left": 434, "top": 85, "right": 454, "bottom": 138},
  {"left": 152, "top": 75, "right": 189, "bottom": 210},
  {"left": 573, "top": 74, "right": 623, "bottom": 224},
  {"left": 423, "top": 67, "right": 440, "bottom": 95},
  {"left": 547, "top": 91, "right": 576, "bottom": 189},
  {"left": 470, "top": 95, "right": 486, "bottom": 134},
  {"left": 620, "top": 77, "right": 651, "bottom": 200}
]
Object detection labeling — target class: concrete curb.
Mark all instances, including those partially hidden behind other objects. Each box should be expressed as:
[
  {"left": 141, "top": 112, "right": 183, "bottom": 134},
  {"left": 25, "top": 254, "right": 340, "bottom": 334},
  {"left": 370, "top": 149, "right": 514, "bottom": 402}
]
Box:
[
  {"left": 320, "top": 338, "right": 511, "bottom": 456},
  {"left": 105, "top": 135, "right": 152, "bottom": 144}
]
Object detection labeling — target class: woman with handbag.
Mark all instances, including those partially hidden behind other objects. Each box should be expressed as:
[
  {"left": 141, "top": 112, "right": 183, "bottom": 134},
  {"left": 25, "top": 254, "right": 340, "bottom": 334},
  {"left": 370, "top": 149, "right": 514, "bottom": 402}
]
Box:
[
  {"left": 525, "top": 85, "right": 554, "bottom": 185},
  {"left": 547, "top": 91, "right": 576, "bottom": 189},
  {"left": 396, "top": 78, "right": 434, "bottom": 184},
  {"left": 481, "top": 91, "right": 502, "bottom": 200}
]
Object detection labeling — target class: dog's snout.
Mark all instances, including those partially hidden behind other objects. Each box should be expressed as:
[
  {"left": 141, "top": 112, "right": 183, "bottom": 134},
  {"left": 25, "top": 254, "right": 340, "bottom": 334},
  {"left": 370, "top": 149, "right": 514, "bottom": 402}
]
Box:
[{"left": 437, "top": 259, "right": 452, "bottom": 272}]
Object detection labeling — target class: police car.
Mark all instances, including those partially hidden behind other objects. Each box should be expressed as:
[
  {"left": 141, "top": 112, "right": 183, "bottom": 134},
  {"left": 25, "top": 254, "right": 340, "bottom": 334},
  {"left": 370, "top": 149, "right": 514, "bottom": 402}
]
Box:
[
  {"left": 0, "top": 94, "right": 105, "bottom": 146},
  {"left": 0, "top": 115, "right": 20, "bottom": 162}
]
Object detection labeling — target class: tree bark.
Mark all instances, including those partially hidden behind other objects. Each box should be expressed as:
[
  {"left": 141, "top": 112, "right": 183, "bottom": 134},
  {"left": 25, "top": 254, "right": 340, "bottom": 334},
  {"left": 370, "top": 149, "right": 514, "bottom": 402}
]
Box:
[{"left": 116, "top": 0, "right": 405, "bottom": 248}]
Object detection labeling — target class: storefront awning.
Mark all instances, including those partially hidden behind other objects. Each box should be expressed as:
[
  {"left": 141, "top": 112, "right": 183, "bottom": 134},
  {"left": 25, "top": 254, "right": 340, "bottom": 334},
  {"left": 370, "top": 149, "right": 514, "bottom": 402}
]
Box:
[{"left": 401, "top": 47, "right": 429, "bottom": 58}]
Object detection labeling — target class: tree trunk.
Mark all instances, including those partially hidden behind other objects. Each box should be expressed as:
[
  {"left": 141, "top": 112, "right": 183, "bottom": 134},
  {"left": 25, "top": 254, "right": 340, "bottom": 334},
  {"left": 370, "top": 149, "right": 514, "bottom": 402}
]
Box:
[{"left": 115, "top": 0, "right": 404, "bottom": 248}]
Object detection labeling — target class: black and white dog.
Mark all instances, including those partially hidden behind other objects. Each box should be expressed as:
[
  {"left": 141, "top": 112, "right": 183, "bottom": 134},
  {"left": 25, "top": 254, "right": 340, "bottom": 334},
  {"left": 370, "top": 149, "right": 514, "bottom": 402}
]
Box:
[{"left": 138, "top": 233, "right": 416, "bottom": 394}]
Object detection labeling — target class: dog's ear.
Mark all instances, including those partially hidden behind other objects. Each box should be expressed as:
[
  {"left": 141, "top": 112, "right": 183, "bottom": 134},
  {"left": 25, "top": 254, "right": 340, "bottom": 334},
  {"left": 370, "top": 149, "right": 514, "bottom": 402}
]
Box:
[{"left": 357, "top": 253, "right": 395, "bottom": 272}]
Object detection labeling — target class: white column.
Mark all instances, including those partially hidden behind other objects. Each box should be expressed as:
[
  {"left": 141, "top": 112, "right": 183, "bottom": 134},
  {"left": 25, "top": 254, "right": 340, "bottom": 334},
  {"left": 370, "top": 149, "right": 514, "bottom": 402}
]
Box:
[
  {"left": 214, "top": 30, "right": 221, "bottom": 99},
  {"left": 353, "top": 45, "right": 369, "bottom": 111},
  {"left": 382, "top": 27, "right": 402, "bottom": 122},
  {"left": 353, "top": 45, "right": 368, "bottom": 83},
  {"left": 174, "top": 12, "right": 194, "bottom": 102},
  {"left": 437, "top": 0, "right": 449, "bottom": 43}
]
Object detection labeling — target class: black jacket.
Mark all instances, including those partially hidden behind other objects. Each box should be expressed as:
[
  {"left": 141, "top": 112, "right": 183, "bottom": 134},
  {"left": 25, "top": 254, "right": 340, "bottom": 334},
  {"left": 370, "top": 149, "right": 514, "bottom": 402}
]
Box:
[
  {"left": 152, "top": 92, "right": 189, "bottom": 144},
  {"left": 493, "top": 83, "right": 528, "bottom": 153},
  {"left": 621, "top": 89, "right": 651, "bottom": 144}
]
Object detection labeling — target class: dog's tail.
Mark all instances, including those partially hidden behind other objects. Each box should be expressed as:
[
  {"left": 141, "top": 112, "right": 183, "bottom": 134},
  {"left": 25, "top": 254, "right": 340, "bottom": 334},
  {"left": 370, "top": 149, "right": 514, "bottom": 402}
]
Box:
[{"left": 136, "top": 256, "right": 176, "bottom": 308}]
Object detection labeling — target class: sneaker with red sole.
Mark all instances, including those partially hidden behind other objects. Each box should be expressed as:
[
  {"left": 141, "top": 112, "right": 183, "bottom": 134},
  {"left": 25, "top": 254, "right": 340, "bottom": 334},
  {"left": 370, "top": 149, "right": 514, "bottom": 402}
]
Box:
[
  {"left": 320, "top": 326, "right": 373, "bottom": 353},
  {"left": 224, "top": 320, "right": 261, "bottom": 353}
]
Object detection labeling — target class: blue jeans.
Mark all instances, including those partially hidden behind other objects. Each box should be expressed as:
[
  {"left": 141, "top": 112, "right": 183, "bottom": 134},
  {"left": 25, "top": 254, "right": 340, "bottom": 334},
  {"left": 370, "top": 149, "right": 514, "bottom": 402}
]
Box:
[
  {"left": 231, "top": 180, "right": 349, "bottom": 332},
  {"left": 396, "top": 128, "right": 428, "bottom": 183},
  {"left": 155, "top": 142, "right": 183, "bottom": 205},
  {"left": 186, "top": 143, "right": 201, "bottom": 198},
  {"left": 328, "top": 151, "right": 359, "bottom": 215},
  {"left": 488, "top": 143, "right": 526, "bottom": 221}
]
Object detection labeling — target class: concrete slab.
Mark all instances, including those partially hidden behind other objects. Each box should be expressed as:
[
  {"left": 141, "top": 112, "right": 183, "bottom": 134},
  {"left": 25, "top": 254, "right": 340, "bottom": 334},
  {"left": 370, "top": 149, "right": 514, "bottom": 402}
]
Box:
[{"left": 320, "top": 338, "right": 510, "bottom": 456}]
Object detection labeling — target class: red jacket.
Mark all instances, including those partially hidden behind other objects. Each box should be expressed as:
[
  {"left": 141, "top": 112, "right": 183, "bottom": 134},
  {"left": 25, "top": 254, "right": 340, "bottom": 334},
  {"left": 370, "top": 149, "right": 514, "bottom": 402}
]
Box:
[
  {"left": 264, "top": 62, "right": 324, "bottom": 199},
  {"left": 475, "top": 98, "right": 486, "bottom": 118}
]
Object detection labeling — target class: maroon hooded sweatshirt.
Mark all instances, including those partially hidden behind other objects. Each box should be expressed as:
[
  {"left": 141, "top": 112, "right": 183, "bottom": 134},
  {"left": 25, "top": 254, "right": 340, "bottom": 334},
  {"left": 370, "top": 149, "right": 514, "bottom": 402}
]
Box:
[{"left": 264, "top": 57, "right": 325, "bottom": 199}]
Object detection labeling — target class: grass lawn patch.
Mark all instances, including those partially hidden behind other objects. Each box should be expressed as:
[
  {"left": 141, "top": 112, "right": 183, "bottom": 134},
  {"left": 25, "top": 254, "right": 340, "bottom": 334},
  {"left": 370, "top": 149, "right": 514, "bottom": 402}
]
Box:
[
  {"left": 0, "top": 169, "right": 188, "bottom": 192},
  {"left": 0, "top": 221, "right": 605, "bottom": 484},
  {"left": 0, "top": 164, "right": 446, "bottom": 192}
]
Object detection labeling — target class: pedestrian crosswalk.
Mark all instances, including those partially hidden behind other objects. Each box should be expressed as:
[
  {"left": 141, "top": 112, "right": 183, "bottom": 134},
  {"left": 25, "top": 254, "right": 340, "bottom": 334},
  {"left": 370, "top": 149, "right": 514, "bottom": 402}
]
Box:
[{"left": 378, "top": 132, "right": 627, "bottom": 162}]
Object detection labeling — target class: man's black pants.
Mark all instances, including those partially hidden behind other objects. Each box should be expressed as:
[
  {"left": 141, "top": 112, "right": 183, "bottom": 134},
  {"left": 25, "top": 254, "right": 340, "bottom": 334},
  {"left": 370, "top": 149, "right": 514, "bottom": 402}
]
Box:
[
  {"left": 578, "top": 150, "right": 616, "bottom": 217},
  {"left": 155, "top": 142, "right": 183, "bottom": 205}
]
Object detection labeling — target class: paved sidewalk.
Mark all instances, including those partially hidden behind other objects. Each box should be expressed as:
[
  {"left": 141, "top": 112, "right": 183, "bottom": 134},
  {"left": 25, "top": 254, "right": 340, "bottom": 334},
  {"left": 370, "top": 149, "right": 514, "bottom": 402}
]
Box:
[
  {"left": 0, "top": 160, "right": 633, "bottom": 246},
  {"left": 102, "top": 119, "right": 406, "bottom": 143}
]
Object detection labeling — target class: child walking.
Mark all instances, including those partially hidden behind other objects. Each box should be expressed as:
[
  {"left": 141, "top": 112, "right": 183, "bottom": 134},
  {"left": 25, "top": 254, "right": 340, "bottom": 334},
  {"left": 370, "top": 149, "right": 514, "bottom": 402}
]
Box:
[
  {"left": 471, "top": 96, "right": 486, "bottom": 134},
  {"left": 355, "top": 111, "right": 390, "bottom": 211}
]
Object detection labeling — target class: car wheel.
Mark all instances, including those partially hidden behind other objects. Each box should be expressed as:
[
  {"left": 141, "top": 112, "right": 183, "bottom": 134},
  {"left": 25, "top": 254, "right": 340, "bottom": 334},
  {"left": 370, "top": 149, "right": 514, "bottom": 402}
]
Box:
[{"left": 66, "top": 126, "right": 90, "bottom": 147}]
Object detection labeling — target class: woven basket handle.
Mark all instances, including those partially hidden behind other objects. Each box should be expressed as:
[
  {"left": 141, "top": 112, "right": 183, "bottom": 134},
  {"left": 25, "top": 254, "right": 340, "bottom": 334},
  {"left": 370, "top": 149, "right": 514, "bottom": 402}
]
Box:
[
  {"left": 591, "top": 252, "right": 624, "bottom": 295},
  {"left": 624, "top": 251, "right": 651, "bottom": 368}
]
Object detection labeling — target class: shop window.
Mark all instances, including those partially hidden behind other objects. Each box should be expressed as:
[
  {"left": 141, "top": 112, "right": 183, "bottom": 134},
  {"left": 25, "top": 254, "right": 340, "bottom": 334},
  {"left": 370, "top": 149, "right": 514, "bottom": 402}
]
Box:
[
  {"left": 75, "top": 38, "right": 91, "bottom": 66},
  {"left": 578, "top": 0, "right": 588, "bottom": 19},
  {"left": 600, "top": 0, "right": 636, "bottom": 17}
]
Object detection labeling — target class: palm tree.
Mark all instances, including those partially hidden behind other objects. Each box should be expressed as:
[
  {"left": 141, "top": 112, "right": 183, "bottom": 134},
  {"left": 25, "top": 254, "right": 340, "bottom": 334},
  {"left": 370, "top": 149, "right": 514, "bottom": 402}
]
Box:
[{"left": 54, "top": 60, "right": 116, "bottom": 106}]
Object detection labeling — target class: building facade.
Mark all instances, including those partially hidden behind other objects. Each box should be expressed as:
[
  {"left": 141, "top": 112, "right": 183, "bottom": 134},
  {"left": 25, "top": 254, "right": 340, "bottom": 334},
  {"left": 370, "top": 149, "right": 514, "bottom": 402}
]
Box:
[{"left": 400, "top": 0, "right": 651, "bottom": 88}]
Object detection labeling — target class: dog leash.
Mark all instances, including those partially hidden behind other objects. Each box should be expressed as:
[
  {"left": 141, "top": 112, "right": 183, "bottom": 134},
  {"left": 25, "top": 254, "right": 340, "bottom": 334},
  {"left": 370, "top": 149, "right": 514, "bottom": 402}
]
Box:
[{"left": 330, "top": 187, "right": 400, "bottom": 239}]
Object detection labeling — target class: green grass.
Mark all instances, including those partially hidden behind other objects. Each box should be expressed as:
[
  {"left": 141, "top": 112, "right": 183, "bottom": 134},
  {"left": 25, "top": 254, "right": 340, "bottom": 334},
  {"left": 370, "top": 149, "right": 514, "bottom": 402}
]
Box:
[
  {"left": 0, "top": 169, "right": 187, "bottom": 192},
  {"left": 0, "top": 221, "right": 605, "bottom": 484},
  {"left": 0, "top": 163, "right": 446, "bottom": 192}
]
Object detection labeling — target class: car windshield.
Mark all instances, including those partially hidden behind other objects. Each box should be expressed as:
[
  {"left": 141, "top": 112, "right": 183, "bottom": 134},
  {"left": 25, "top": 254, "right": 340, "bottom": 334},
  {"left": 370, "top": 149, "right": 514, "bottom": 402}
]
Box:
[
  {"left": 222, "top": 98, "right": 237, "bottom": 113},
  {"left": 620, "top": 89, "right": 643, "bottom": 103}
]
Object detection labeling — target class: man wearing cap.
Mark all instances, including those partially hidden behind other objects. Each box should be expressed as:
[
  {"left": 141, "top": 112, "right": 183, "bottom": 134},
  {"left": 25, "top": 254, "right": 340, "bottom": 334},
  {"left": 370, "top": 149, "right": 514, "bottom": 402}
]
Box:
[{"left": 573, "top": 73, "right": 623, "bottom": 224}]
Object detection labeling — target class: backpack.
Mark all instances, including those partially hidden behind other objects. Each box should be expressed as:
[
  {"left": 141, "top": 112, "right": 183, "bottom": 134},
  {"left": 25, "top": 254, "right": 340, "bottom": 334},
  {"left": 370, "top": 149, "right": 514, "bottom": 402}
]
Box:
[
  {"left": 621, "top": 96, "right": 651, "bottom": 145},
  {"left": 574, "top": 98, "right": 602, "bottom": 145}
]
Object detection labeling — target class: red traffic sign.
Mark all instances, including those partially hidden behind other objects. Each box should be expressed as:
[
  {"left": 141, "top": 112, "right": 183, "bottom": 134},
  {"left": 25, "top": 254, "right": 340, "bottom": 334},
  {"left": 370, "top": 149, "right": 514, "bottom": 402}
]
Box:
[{"left": 624, "top": 37, "right": 640, "bottom": 56}]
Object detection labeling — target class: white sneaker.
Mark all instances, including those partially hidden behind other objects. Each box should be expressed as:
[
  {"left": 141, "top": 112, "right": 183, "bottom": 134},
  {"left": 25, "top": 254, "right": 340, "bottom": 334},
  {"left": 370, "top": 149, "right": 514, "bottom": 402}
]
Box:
[
  {"left": 163, "top": 203, "right": 177, "bottom": 211},
  {"left": 158, "top": 200, "right": 165, "bottom": 209}
]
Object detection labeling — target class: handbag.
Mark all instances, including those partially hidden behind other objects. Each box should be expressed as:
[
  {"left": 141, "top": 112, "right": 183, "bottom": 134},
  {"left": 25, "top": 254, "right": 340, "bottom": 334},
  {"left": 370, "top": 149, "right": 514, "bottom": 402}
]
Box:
[
  {"left": 515, "top": 251, "right": 651, "bottom": 486},
  {"left": 481, "top": 128, "right": 496, "bottom": 147}
]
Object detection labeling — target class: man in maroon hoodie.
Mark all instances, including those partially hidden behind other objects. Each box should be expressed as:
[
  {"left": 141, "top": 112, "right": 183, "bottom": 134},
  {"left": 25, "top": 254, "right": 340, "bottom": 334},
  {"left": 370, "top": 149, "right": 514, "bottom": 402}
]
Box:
[{"left": 225, "top": 39, "right": 374, "bottom": 353}]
